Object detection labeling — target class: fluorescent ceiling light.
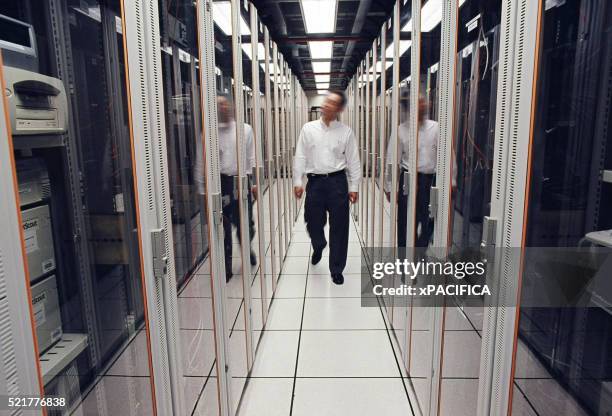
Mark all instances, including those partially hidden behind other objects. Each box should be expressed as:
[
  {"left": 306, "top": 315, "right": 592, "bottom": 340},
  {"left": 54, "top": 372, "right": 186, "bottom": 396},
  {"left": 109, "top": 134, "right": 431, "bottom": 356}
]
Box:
[
  {"left": 309, "top": 41, "right": 333, "bottom": 59},
  {"left": 385, "top": 40, "right": 412, "bottom": 59},
  {"left": 315, "top": 74, "right": 330, "bottom": 83},
  {"left": 213, "top": 1, "right": 250, "bottom": 36},
  {"left": 302, "top": 0, "right": 337, "bottom": 33},
  {"left": 242, "top": 43, "right": 265, "bottom": 61},
  {"left": 316, "top": 82, "right": 330, "bottom": 89},
  {"left": 312, "top": 61, "right": 331, "bottom": 73}
]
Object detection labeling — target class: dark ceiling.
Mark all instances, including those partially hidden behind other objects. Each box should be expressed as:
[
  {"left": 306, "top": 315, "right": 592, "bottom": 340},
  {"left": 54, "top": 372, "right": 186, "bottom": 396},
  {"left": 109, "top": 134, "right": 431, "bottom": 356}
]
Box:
[{"left": 252, "top": 0, "right": 396, "bottom": 92}]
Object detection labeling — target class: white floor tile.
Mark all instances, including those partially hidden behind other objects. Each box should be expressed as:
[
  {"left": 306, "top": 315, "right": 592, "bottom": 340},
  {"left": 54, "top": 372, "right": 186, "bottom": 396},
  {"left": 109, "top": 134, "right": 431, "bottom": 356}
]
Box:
[
  {"left": 274, "top": 275, "right": 307, "bottom": 298},
  {"left": 409, "top": 330, "right": 434, "bottom": 378},
  {"left": 181, "top": 329, "right": 216, "bottom": 377},
  {"left": 292, "top": 378, "right": 411, "bottom": 416},
  {"left": 226, "top": 298, "right": 244, "bottom": 328},
  {"left": 179, "top": 298, "right": 215, "bottom": 329},
  {"left": 302, "top": 298, "right": 385, "bottom": 330},
  {"left": 226, "top": 273, "right": 247, "bottom": 299},
  {"left": 233, "top": 300, "right": 264, "bottom": 332},
  {"left": 250, "top": 273, "right": 265, "bottom": 299},
  {"left": 444, "top": 306, "right": 477, "bottom": 330},
  {"left": 439, "top": 379, "right": 478, "bottom": 416},
  {"left": 193, "top": 378, "right": 219, "bottom": 416},
  {"left": 280, "top": 257, "right": 310, "bottom": 275},
  {"left": 229, "top": 330, "right": 249, "bottom": 378},
  {"left": 231, "top": 376, "right": 247, "bottom": 411},
  {"left": 251, "top": 331, "right": 299, "bottom": 377},
  {"left": 238, "top": 378, "right": 293, "bottom": 416},
  {"left": 286, "top": 242, "right": 312, "bottom": 256},
  {"left": 265, "top": 299, "right": 304, "bottom": 330},
  {"left": 180, "top": 274, "right": 212, "bottom": 298},
  {"left": 184, "top": 377, "right": 206, "bottom": 415},
  {"left": 460, "top": 306, "right": 484, "bottom": 331},
  {"left": 441, "top": 330, "right": 482, "bottom": 378},
  {"left": 297, "top": 330, "right": 399, "bottom": 377},
  {"left": 290, "top": 231, "right": 312, "bottom": 242},
  {"left": 410, "top": 308, "right": 432, "bottom": 331},
  {"left": 406, "top": 377, "right": 430, "bottom": 414}
]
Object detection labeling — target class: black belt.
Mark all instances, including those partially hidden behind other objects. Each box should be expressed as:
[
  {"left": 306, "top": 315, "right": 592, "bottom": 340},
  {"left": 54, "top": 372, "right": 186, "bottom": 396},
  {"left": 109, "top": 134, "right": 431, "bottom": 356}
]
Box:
[
  {"left": 307, "top": 169, "right": 345, "bottom": 179},
  {"left": 306, "top": 169, "right": 345, "bottom": 178}
]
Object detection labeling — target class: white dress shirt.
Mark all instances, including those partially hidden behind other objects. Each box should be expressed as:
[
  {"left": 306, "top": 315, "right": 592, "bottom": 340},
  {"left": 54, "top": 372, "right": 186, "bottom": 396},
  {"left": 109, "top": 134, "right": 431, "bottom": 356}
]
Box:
[
  {"left": 385, "top": 119, "right": 439, "bottom": 190},
  {"left": 293, "top": 118, "right": 362, "bottom": 193},
  {"left": 218, "top": 121, "right": 256, "bottom": 176}
]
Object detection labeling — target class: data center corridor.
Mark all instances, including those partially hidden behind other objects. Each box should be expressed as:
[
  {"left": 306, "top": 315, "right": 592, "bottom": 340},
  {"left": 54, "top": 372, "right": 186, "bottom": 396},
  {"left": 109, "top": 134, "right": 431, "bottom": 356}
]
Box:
[{"left": 235, "top": 203, "right": 413, "bottom": 416}]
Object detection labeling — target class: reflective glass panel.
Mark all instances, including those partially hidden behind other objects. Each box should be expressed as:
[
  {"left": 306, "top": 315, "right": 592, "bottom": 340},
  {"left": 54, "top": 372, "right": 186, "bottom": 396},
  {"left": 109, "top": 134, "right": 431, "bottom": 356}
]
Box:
[
  {"left": 1, "top": 0, "right": 155, "bottom": 412},
  {"left": 439, "top": 0, "right": 503, "bottom": 414},
  {"left": 513, "top": 1, "right": 612, "bottom": 414},
  {"left": 158, "top": 1, "right": 220, "bottom": 414}
]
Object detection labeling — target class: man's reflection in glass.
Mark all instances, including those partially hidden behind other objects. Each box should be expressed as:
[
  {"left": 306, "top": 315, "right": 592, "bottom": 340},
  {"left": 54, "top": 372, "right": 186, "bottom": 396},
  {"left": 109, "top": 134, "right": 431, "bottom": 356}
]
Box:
[
  {"left": 386, "top": 92, "right": 439, "bottom": 250},
  {"left": 217, "top": 94, "right": 257, "bottom": 282}
]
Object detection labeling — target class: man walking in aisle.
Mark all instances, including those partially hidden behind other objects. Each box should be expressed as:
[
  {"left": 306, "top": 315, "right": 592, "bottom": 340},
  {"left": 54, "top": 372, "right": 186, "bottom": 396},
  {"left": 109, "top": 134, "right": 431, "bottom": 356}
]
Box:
[{"left": 293, "top": 91, "right": 361, "bottom": 285}]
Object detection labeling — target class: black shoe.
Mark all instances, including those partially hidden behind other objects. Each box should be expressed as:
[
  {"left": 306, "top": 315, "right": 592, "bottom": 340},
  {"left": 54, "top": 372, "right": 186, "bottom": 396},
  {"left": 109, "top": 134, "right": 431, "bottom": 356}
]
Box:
[
  {"left": 331, "top": 273, "right": 344, "bottom": 285},
  {"left": 311, "top": 249, "right": 323, "bottom": 265},
  {"left": 250, "top": 251, "right": 257, "bottom": 266}
]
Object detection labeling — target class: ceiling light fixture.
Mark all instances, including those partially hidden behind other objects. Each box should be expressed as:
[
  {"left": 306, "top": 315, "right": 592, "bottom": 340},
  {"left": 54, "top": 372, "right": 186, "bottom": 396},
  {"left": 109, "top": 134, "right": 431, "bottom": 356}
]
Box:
[
  {"left": 309, "top": 41, "right": 333, "bottom": 60},
  {"left": 311, "top": 61, "right": 331, "bottom": 73},
  {"left": 315, "top": 74, "right": 330, "bottom": 83},
  {"left": 301, "top": 0, "right": 337, "bottom": 33}
]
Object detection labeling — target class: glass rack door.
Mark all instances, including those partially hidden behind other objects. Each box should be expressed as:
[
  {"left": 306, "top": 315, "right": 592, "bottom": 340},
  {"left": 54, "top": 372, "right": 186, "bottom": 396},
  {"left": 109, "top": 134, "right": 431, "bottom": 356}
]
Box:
[
  {"left": 157, "top": 1, "right": 221, "bottom": 414},
  {"left": 436, "top": 0, "right": 503, "bottom": 414},
  {"left": 0, "top": 0, "right": 157, "bottom": 413},
  {"left": 510, "top": 1, "right": 612, "bottom": 414}
]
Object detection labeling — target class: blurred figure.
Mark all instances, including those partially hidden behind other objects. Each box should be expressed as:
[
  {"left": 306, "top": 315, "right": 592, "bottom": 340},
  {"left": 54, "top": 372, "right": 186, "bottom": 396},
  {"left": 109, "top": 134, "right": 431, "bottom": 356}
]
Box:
[
  {"left": 217, "top": 94, "right": 257, "bottom": 282},
  {"left": 386, "top": 94, "right": 439, "bottom": 248},
  {"left": 293, "top": 91, "right": 361, "bottom": 285}
]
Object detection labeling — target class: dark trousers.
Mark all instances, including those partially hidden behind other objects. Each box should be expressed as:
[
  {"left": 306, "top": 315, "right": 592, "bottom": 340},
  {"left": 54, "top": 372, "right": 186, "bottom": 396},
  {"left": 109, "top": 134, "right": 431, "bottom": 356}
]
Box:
[
  {"left": 304, "top": 172, "right": 350, "bottom": 274},
  {"left": 397, "top": 171, "right": 434, "bottom": 248},
  {"left": 221, "top": 175, "right": 255, "bottom": 273}
]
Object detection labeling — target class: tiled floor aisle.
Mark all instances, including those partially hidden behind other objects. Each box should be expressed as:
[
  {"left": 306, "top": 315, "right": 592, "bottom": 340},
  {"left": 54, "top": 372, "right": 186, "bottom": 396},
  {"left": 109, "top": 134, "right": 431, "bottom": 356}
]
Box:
[{"left": 237, "top": 205, "right": 414, "bottom": 416}]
